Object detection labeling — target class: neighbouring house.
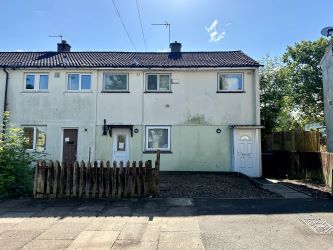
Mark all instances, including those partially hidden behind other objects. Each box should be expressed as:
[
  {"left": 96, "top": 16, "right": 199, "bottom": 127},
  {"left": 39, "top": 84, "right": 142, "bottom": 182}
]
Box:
[
  {"left": 0, "top": 40, "right": 262, "bottom": 177},
  {"left": 321, "top": 38, "right": 333, "bottom": 152}
]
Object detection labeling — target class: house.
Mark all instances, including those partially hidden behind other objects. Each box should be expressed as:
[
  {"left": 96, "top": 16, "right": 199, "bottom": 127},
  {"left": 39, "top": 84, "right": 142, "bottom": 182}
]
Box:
[
  {"left": 321, "top": 38, "right": 333, "bottom": 152},
  {"left": 0, "top": 40, "right": 263, "bottom": 177}
]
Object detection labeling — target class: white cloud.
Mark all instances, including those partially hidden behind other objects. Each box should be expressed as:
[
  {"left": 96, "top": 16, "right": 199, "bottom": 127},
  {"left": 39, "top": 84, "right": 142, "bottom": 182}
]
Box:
[
  {"left": 205, "top": 19, "right": 226, "bottom": 42},
  {"left": 16, "top": 49, "right": 24, "bottom": 52}
]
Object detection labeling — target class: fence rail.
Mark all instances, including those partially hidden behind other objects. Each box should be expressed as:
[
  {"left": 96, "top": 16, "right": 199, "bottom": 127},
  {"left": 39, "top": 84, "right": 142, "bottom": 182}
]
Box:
[{"left": 33, "top": 151, "right": 160, "bottom": 199}]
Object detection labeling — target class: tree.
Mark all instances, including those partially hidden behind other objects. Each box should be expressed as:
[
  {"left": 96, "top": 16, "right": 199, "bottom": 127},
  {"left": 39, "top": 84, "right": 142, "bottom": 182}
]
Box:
[
  {"left": 282, "top": 37, "right": 329, "bottom": 126},
  {"left": 0, "top": 112, "right": 41, "bottom": 197}
]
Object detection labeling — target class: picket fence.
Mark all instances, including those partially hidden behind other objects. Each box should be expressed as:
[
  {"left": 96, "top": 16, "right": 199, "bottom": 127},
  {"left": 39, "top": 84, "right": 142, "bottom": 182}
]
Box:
[{"left": 33, "top": 151, "right": 160, "bottom": 199}]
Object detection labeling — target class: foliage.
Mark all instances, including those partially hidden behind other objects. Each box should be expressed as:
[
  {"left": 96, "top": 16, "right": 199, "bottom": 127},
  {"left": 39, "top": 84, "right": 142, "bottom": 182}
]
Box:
[
  {"left": 0, "top": 112, "right": 42, "bottom": 197},
  {"left": 260, "top": 38, "right": 329, "bottom": 134}
]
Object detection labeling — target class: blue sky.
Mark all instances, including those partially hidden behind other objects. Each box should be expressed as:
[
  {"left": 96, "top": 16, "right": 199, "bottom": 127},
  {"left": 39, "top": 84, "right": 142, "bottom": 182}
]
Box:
[{"left": 0, "top": 0, "right": 332, "bottom": 60}]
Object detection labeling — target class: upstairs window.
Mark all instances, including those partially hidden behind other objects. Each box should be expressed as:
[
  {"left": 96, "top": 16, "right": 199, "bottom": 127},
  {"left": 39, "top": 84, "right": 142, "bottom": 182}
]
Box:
[
  {"left": 146, "top": 74, "right": 171, "bottom": 92},
  {"left": 218, "top": 73, "right": 244, "bottom": 92},
  {"left": 103, "top": 73, "right": 128, "bottom": 92},
  {"left": 67, "top": 74, "right": 91, "bottom": 91},
  {"left": 25, "top": 74, "right": 49, "bottom": 91},
  {"left": 23, "top": 126, "right": 47, "bottom": 151}
]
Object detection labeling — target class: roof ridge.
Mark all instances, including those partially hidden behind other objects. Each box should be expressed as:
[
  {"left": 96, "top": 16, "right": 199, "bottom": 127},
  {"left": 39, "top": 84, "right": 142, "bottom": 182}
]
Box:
[{"left": 0, "top": 50, "right": 243, "bottom": 54}]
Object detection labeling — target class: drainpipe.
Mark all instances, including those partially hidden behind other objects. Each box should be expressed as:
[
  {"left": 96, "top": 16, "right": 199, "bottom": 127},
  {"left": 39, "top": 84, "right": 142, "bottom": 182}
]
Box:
[{"left": 2, "top": 66, "right": 9, "bottom": 135}]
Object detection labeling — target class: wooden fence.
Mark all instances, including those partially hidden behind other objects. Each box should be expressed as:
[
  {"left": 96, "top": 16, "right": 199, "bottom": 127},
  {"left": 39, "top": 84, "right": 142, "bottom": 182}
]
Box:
[
  {"left": 262, "top": 151, "right": 333, "bottom": 188},
  {"left": 33, "top": 151, "right": 160, "bottom": 199},
  {"left": 263, "top": 131, "right": 320, "bottom": 152}
]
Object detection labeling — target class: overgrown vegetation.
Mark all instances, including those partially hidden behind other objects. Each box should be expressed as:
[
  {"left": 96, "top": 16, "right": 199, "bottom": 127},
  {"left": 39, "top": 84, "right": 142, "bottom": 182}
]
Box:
[
  {"left": 260, "top": 37, "right": 329, "bottom": 135},
  {"left": 0, "top": 112, "right": 42, "bottom": 197}
]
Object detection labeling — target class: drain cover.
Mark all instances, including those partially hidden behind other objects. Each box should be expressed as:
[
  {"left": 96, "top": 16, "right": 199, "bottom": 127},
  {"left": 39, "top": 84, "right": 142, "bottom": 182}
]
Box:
[{"left": 301, "top": 218, "right": 333, "bottom": 234}]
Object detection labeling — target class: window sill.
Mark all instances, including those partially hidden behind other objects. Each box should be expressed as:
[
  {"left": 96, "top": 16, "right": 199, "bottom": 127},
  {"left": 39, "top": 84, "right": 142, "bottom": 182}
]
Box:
[
  {"left": 216, "top": 90, "right": 245, "bottom": 93},
  {"left": 144, "top": 91, "right": 173, "bottom": 94},
  {"left": 143, "top": 150, "right": 172, "bottom": 154},
  {"left": 22, "top": 90, "right": 49, "bottom": 93},
  {"left": 101, "top": 91, "right": 130, "bottom": 93},
  {"left": 64, "top": 91, "right": 93, "bottom": 93}
]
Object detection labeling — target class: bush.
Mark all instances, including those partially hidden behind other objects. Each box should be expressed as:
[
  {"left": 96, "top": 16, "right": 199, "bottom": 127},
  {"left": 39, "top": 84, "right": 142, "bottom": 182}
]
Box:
[{"left": 0, "top": 112, "right": 42, "bottom": 197}]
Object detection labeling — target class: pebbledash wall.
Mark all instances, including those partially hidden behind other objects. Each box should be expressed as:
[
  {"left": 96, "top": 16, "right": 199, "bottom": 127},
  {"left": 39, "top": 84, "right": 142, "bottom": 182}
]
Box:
[{"left": 1, "top": 67, "right": 259, "bottom": 172}]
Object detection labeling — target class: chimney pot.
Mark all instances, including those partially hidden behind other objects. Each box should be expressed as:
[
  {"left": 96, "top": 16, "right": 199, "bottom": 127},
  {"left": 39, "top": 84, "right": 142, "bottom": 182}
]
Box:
[
  {"left": 57, "top": 40, "right": 71, "bottom": 52},
  {"left": 170, "top": 41, "right": 182, "bottom": 53}
]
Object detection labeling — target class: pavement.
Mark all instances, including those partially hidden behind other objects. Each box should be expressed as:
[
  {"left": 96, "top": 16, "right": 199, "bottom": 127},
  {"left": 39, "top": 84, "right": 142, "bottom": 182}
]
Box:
[
  {"left": 252, "top": 178, "right": 312, "bottom": 198},
  {"left": 0, "top": 197, "right": 333, "bottom": 250}
]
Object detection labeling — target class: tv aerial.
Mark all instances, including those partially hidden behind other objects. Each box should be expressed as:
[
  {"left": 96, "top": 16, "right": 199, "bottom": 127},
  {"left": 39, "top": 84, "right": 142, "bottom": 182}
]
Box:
[
  {"left": 48, "top": 35, "right": 63, "bottom": 42},
  {"left": 152, "top": 21, "right": 171, "bottom": 44},
  {"left": 321, "top": 27, "right": 333, "bottom": 37}
]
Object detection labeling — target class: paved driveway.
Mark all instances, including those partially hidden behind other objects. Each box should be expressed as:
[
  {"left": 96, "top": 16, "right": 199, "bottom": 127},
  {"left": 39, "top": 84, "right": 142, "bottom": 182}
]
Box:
[{"left": 0, "top": 198, "right": 333, "bottom": 249}]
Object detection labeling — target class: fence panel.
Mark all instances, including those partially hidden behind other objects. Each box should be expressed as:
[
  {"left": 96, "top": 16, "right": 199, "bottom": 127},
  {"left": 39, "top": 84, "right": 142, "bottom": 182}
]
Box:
[{"left": 33, "top": 151, "right": 160, "bottom": 199}]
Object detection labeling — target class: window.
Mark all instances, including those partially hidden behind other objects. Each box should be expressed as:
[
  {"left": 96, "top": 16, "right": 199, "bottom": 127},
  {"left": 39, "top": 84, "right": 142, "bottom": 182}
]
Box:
[
  {"left": 218, "top": 73, "right": 244, "bottom": 92},
  {"left": 146, "top": 74, "right": 171, "bottom": 92},
  {"left": 145, "top": 126, "right": 171, "bottom": 151},
  {"left": 103, "top": 73, "right": 128, "bottom": 92},
  {"left": 23, "top": 126, "right": 47, "bottom": 151},
  {"left": 24, "top": 73, "right": 49, "bottom": 91},
  {"left": 67, "top": 74, "right": 91, "bottom": 91}
]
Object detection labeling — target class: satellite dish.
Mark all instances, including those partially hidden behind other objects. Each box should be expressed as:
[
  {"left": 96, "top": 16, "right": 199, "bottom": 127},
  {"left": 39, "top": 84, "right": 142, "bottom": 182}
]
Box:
[{"left": 321, "top": 27, "right": 333, "bottom": 37}]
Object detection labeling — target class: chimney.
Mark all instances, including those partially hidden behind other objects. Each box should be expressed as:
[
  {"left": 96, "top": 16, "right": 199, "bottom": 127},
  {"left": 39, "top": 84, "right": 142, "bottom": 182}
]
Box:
[
  {"left": 170, "top": 41, "right": 182, "bottom": 53},
  {"left": 57, "top": 40, "right": 71, "bottom": 52}
]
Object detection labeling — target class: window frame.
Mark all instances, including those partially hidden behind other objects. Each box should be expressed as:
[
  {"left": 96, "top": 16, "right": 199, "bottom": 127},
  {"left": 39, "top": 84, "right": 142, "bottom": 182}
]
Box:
[
  {"left": 102, "top": 73, "right": 129, "bottom": 92},
  {"left": 145, "top": 125, "right": 171, "bottom": 152},
  {"left": 145, "top": 73, "right": 172, "bottom": 92},
  {"left": 217, "top": 72, "right": 244, "bottom": 93},
  {"left": 22, "top": 125, "right": 47, "bottom": 151},
  {"left": 66, "top": 73, "right": 92, "bottom": 92},
  {"left": 24, "top": 73, "right": 49, "bottom": 91}
]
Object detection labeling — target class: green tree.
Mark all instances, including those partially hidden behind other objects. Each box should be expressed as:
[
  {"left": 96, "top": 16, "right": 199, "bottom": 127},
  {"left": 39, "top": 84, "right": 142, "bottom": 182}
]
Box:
[
  {"left": 0, "top": 112, "right": 41, "bottom": 197},
  {"left": 282, "top": 37, "right": 329, "bottom": 126}
]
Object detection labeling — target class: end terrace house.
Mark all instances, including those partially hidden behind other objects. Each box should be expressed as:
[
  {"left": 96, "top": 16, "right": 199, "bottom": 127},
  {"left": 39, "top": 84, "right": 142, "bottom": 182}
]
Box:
[{"left": 0, "top": 41, "right": 262, "bottom": 177}]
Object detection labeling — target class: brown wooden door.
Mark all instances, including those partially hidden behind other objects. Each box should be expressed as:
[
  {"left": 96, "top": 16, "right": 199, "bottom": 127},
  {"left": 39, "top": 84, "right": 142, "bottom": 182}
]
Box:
[{"left": 62, "top": 129, "right": 78, "bottom": 164}]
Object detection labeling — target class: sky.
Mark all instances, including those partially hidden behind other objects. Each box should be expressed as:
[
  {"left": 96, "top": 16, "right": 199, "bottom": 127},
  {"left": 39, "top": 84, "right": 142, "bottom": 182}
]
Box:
[{"left": 0, "top": 0, "right": 332, "bottom": 60}]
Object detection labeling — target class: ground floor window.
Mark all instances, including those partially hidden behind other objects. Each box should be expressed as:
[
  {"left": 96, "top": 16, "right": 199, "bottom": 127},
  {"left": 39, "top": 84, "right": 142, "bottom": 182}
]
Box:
[
  {"left": 23, "top": 126, "right": 47, "bottom": 151},
  {"left": 145, "top": 126, "right": 171, "bottom": 151}
]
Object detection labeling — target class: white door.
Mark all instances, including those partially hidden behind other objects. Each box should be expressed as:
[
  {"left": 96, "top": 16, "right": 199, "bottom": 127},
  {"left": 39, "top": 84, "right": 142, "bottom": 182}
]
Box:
[
  {"left": 112, "top": 129, "right": 130, "bottom": 164},
  {"left": 234, "top": 129, "right": 258, "bottom": 177}
]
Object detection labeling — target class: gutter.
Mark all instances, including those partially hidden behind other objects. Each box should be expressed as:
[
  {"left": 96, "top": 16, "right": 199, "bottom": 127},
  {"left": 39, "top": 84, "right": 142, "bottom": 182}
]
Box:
[{"left": 2, "top": 66, "right": 9, "bottom": 135}]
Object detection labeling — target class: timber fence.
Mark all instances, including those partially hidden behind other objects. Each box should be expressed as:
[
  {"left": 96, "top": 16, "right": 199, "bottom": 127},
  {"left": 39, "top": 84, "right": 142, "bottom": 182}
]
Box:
[{"left": 33, "top": 151, "right": 160, "bottom": 199}]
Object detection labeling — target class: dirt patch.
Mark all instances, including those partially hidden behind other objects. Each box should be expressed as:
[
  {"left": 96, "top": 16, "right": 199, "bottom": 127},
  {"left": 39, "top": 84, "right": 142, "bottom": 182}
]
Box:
[
  {"left": 279, "top": 179, "right": 332, "bottom": 199},
  {"left": 159, "top": 172, "right": 279, "bottom": 198}
]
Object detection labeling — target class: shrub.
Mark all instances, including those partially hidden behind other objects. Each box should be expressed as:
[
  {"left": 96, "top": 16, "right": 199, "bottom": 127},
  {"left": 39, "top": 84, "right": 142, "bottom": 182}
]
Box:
[{"left": 0, "top": 112, "right": 42, "bottom": 197}]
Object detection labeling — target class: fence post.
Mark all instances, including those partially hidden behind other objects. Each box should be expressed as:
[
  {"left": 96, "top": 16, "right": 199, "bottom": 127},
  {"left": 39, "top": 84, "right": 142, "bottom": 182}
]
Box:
[
  {"left": 72, "top": 161, "right": 78, "bottom": 198},
  {"left": 138, "top": 161, "right": 143, "bottom": 197},
  {"left": 46, "top": 161, "right": 53, "bottom": 197},
  {"left": 79, "top": 161, "right": 85, "bottom": 198},
  {"left": 131, "top": 161, "right": 137, "bottom": 197},
  {"left": 33, "top": 161, "right": 40, "bottom": 198},
  {"left": 105, "top": 161, "right": 111, "bottom": 198},
  {"left": 85, "top": 162, "right": 91, "bottom": 198},
  {"left": 112, "top": 161, "right": 117, "bottom": 198},
  {"left": 53, "top": 161, "right": 60, "bottom": 199}
]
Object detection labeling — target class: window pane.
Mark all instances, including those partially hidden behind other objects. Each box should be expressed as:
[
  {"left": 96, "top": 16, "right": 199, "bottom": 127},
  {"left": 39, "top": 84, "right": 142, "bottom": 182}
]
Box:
[
  {"left": 117, "top": 134, "right": 126, "bottom": 151},
  {"left": 147, "top": 75, "right": 158, "bottom": 90},
  {"left": 23, "top": 127, "right": 34, "bottom": 149},
  {"left": 159, "top": 75, "right": 170, "bottom": 90},
  {"left": 67, "top": 74, "right": 79, "bottom": 90},
  {"left": 103, "top": 74, "right": 127, "bottom": 90},
  {"left": 36, "top": 126, "right": 46, "bottom": 151},
  {"left": 148, "top": 128, "right": 169, "bottom": 149},
  {"left": 39, "top": 75, "right": 48, "bottom": 90},
  {"left": 219, "top": 74, "right": 243, "bottom": 91},
  {"left": 81, "top": 75, "right": 91, "bottom": 90},
  {"left": 25, "top": 75, "right": 35, "bottom": 89}
]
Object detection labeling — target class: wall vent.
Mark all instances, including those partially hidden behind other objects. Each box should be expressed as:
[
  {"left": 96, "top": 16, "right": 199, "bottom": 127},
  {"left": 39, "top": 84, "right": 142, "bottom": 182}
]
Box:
[{"left": 54, "top": 72, "right": 60, "bottom": 78}]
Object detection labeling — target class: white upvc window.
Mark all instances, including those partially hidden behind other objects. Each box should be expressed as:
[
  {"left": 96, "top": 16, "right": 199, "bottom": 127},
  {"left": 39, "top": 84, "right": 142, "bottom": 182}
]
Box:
[
  {"left": 218, "top": 73, "right": 244, "bottom": 92},
  {"left": 67, "top": 74, "right": 91, "bottom": 91},
  {"left": 24, "top": 73, "right": 49, "bottom": 91},
  {"left": 103, "top": 73, "right": 129, "bottom": 92},
  {"left": 22, "top": 126, "right": 47, "bottom": 151},
  {"left": 146, "top": 73, "right": 171, "bottom": 92},
  {"left": 145, "top": 126, "right": 171, "bottom": 151}
]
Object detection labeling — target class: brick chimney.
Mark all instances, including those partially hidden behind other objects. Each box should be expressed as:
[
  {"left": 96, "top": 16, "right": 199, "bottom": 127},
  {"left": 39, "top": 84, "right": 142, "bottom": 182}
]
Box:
[
  {"left": 170, "top": 41, "right": 182, "bottom": 53},
  {"left": 57, "top": 40, "right": 71, "bottom": 52}
]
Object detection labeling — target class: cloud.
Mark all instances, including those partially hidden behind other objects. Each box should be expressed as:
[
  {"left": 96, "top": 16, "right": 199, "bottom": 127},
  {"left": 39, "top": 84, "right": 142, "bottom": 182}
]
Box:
[
  {"left": 205, "top": 19, "right": 226, "bottom": 42},
  {"left": 16, "top": 49, "right": 24, "bottom": 52}
]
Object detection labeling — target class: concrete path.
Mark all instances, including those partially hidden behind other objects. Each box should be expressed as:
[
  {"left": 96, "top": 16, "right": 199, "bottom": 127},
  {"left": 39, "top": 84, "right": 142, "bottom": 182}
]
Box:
[
  {"left": 252, "top": 178, "right": 312, "bottom": 198},
  {"left": 0, "top": 198, "right": 332, "bottom": 249}
]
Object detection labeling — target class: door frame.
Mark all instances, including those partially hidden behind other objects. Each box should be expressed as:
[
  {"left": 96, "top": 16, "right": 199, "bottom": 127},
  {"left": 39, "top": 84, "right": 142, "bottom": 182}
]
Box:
[
  {"left": 232, "top": 126, "right": 262, "bottom": 177},
  {"left": 112, "top": 128, "right": 130, "bottom": 163},
  {"left": 60, "top": 127, "right": 79, "bottom": 162}
]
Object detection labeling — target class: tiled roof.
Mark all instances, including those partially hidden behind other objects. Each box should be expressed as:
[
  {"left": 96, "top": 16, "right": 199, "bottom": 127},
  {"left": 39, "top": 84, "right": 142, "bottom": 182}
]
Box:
[{"left": 0, "top": 51, "right": 260, "bottom": 68}]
